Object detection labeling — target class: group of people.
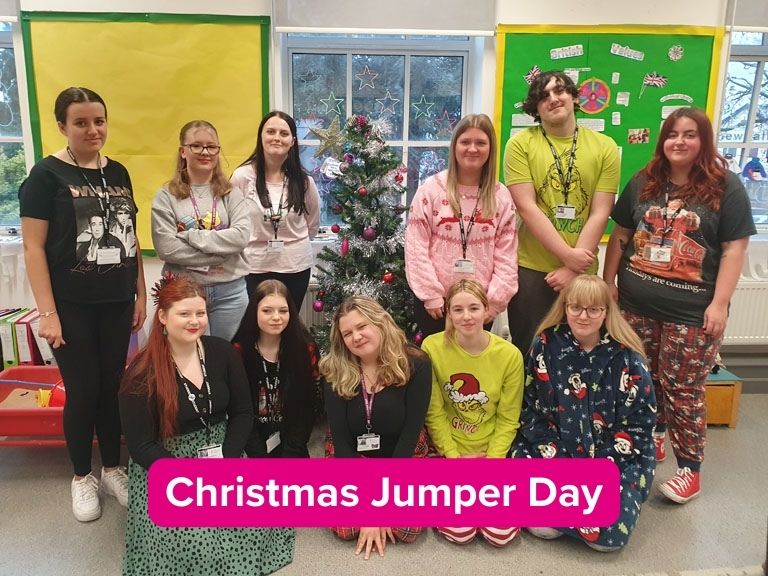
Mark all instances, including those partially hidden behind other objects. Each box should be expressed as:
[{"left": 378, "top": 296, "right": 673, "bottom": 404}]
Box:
[{"left": 17, "top": 69, "right": 755, "bottom": 575}]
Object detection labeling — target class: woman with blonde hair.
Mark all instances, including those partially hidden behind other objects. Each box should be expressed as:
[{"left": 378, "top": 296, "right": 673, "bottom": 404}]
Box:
[
  {"left": 511, "top": 274, "right": 656, "bottom": 552},
  {"left": 320, "top": 296, "right": 431, "bottom": 559},
  {"left": 152, "top": 120, "right": 251, "bottom": 341},
  {"left": 422, "top": 279, "right": 524, "bottom": 547},
  {"left": 405, "top": 113, "right": 518, "bottom": 337}
]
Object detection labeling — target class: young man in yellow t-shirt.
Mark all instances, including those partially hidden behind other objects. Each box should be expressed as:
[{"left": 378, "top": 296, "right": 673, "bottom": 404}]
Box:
[{"left": 503, "top": 70, "right": 620, "bottom": 355}]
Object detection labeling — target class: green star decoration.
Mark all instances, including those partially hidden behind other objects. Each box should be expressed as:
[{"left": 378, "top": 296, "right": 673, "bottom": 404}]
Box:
[
  {"left": 320, "top": 91, "right": 344, "bottom": 116},
  {"left": 309, "top": 115, "right": 344, "bottom": 158},
  {"left": 411, "top": 94, "right": 435, "bottom": 119}
]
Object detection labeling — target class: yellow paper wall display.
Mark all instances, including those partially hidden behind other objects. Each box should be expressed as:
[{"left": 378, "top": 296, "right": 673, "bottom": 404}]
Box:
[{"left": 22, "top": 13, "right": 270, "bottom": 251}]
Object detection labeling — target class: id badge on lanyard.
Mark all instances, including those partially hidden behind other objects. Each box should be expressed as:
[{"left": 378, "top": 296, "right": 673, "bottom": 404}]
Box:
[{"left": 357, "top": 378, "right": 381, "bottom": 453}]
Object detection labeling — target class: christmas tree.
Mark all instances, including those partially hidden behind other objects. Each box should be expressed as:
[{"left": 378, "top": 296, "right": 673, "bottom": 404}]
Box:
[{"left": 309, "top": 114, "right": 417, "bottom": 352}]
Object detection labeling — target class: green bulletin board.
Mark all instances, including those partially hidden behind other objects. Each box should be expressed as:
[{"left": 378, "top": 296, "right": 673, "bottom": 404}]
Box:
[{"left": 494, "top": 25, "right": 724, "bottom": 197}]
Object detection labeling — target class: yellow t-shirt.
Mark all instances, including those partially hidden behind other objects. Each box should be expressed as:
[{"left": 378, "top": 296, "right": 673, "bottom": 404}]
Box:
[{"left": 503, "top": 126, "right": 620, "bottom": 273}]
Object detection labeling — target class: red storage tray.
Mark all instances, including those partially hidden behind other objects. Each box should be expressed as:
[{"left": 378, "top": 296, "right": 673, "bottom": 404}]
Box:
[{"left": 0, "top": 365, "right": 65, "bottom": 444}]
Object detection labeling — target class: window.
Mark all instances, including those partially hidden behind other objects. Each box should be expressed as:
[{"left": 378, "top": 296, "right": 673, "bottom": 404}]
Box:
[
  {"left": 717, "top": 31, "right": 768, "bottom": 227},
  {"left": 286, "top": 35, "right": 471, "bottom": 227},
  {"left": 0, "top": 21, "right": 25, "bottom": 227}
]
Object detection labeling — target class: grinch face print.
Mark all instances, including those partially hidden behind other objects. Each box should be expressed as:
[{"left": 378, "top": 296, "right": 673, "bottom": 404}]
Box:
[{"left": 443, "top": 372, "right": 489, "bottom": 433}]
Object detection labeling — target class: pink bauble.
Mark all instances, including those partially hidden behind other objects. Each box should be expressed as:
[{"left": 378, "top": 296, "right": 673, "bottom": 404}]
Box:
[
  {"left": 341, "top": 237, "right": 349, "bottom": 256},
  {"left": 362, "top": 227, "right": 376, "bottom": 241},
  {"left": 413, "top": 331, "right": 424, "bottom": 345},
  {"left": 312, "top": 299, "right": 325, "bottom": 312}
]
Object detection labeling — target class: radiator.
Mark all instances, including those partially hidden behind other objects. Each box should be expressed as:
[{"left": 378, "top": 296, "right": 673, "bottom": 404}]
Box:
[
  {"left": 301, "top": 282, "right": 768, "bottom": 345},
  {"left": 723, "top": 282, "right": 768, "bottom": 345}
]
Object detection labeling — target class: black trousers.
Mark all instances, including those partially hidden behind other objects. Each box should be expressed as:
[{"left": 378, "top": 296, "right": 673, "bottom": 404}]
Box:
[
  {"left": 506, "top": 266, "right": 559, "bottom": 357},
  {"left": 53, "top": 299, "right": 133, "bottom": 476}
]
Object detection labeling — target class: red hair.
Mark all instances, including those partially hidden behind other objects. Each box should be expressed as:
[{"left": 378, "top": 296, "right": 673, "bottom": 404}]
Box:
[
  {"left": 640, "top": 107, "right": 727, "bottom": 211},
  {"left": 120, "top": 276, "right": 205, "bottom": 439}
]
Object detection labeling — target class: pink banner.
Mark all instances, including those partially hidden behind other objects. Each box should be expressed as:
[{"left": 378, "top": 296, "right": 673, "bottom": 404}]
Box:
[{"left": 148, "top": 458, "right": 620, "bottom": 528}]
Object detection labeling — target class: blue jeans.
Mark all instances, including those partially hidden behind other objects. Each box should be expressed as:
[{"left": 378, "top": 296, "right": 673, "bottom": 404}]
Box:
[{"left": 204, "top": 277, "right": 248, "bottom": 341}]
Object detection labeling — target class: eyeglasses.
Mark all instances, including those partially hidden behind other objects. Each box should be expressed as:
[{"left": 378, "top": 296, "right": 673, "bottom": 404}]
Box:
[
  {"left": 183, "top": 144, "right": 221, "bottom": 155},
  {"left": 565, "top": 304, "right": 606, "bottom": 318}
]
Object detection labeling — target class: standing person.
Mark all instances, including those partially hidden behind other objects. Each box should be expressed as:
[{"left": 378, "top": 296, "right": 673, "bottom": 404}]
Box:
[
  {"left": 405, "top": 113, "right": 518, "bottom": 338},
  {"left": 604, "top": 107, "right": 755, "bottom": 504},
  {"left": 320, "top": 296, "right": 431, "bottom": 559},
  {"left": 422, "top": 279, "right": 524, "bottom": 547},
  {"left": 119, "top": 274, "right": 294, "bottom": 576},
  {"left": 152, "top": 120, "right": 250, "bottom": 341},
  {"left": 231, "top": 111, "right": 321, "bottom": 311},
  {"left": 503, "top": 70, "right": 620, "bottom": 355},
  {"left": 19, "top": 87, "right": 146, "bottom": 522},
  {"left": 511, "top": 274, "right": 656, "bottom": 551},
  {"left": 232, "top": 279, "right": 320, "bottom": 458}
]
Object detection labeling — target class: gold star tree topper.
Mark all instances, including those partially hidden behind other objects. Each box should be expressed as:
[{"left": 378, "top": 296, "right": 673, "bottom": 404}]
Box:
[{"left": 309, "top": 115, "right": 345, "bottom": 158}]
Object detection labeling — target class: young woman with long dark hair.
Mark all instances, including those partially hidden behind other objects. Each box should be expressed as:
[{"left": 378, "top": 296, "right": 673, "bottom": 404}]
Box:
[{"left": 232, "top": 279, "right": 320, "bottom": 457}]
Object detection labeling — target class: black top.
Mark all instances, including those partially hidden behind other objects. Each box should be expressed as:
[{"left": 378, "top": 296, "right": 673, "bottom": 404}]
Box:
[
  {"left": 324, "top": 353, "right": 432, "bottom": 458},
  {"left": 243, "top": 344, "right": 319, "bottom": 458},
  {"left": 18, "top": 155, "right": 138, "bottom": 304},
  {"left": 612, "top": 171, "right": 756, "bottom": 325},
  {"left": 119, "top": 336, "right": 254, "bottom": 469}
]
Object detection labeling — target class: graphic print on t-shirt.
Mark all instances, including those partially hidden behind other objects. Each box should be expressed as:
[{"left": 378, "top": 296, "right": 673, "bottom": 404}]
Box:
[
  {"left": 70, "top": 183, "right": 134, "bottom": 272},
  {"left": 443, "top": 372, "right": 489, "bottom": 433},
  {"left": 629, "top": 197, "right": 704, "bottom": 282},
  {"left": 537, "top": 147, "right": 590, "bottom": 234}
]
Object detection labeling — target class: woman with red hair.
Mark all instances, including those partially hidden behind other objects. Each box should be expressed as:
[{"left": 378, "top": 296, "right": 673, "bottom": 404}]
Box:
[
  {"left": 604, "top": 107, "right": 756, "bottom": 504},
  {"left": 119, "top": 274, "right": 294, "bottom": 575}
]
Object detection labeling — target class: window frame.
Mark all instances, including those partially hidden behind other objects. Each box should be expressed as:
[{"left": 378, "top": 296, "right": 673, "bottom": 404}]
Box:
[{"left": 281, "top": 33, "right": 474, "bottom": 225}]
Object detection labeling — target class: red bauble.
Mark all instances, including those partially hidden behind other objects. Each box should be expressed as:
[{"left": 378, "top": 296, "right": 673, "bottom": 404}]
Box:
[
  {"left": 318, "top": 290, "right": 326, "bottom": 298},
  {"left": 394, "top": 173, "right": 404, "bottom": 184},
  {"left": 358, "top": 186, "right": 368, "bottom": 197},
  {"left": 362, "top": 227, "right": 376, "bottom": 241},
  {"left": 330, "top": 223, "right": 341, "bottom": 233},
  {"left": 331, "top": 203, "right": 343, "bottom": 214},
  {"left": 382, "top": 271, "right": 394, "bottom": 283},
  {"left": 341, "top": 237, "right": 350, "bottom": 256}
]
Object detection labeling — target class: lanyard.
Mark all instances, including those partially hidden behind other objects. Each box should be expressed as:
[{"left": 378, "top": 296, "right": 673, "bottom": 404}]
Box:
[
  {"left": 255, "top": 344, "right": 282, "bottom": 425},
  {"left": 267, "top": 183, "right": 285, "bottom": 240},
  {"left": 659, "top": 188, "right": 684, "bottom": 244},
  {"left": 541, "top": 126, "right": 578, "bottom": 206},
  {"left": 188, "top": 189, "right": 218, "bottom": 230},
  {"left": 360, "top": 372, "right": 377, "bottom": 433},
  {"left": 457, "top": 194, "right": 481, "bottom": 260},
  {"left": 175, "top": 343, "right": 213, "bottom": 440},
  {"left": 67, "top": 146, "right": 110, "bottom": 221}
]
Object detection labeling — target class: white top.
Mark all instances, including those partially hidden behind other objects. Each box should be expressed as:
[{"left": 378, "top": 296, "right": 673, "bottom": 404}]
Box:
[{"left": 230, "top": 163, "right": 321, "bottom": 274}]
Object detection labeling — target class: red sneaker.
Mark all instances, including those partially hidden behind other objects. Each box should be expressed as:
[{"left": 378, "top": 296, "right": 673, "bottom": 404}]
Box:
[
  {"left": 657, "top": 467, "right": 700, "bottom": 503},
  {"left": 653, "top": 434, "right": 666, "bottom": 462}
]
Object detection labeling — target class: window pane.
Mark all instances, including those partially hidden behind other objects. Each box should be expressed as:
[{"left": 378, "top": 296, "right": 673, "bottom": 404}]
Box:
[
  {"left": 406, "top": 146, "right": 449, "bottom": 204},
  {"left": 751, "top": 66, "right": 768, "bottom": 142},
  {"left": 719, "top": 61, "right": 759, "bottom": 144},
  {"left": 0, "top": 142, "right": 25, "bottom": 225},
  {"left": 351, "top": 54, "right": 405, "bottom": 139},
  {"left": 731, "top": 32, "right": 764, "bottom": 46},
  {"left": 408, "top": 55, "right": 463, "bottom": 141},
  {"left": 0, "top": 48, "right": 22, "bottom": 138},
  {"left": 299, "top": 144, "right": 342, "bottom": 228},
  {"left": 292, "top": 53, "right": 347, "bottom": 136}
]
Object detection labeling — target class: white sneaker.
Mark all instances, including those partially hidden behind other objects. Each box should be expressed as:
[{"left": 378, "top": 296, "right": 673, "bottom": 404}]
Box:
[
  {"left": 527, "top": 527, "right": 563, "bottom": 540},
  {"left": 71, "top": 473, "right": 101, "bottom": 522},
  {"left": 101, "top": 466, "right": 129, "bottom": 507}
]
